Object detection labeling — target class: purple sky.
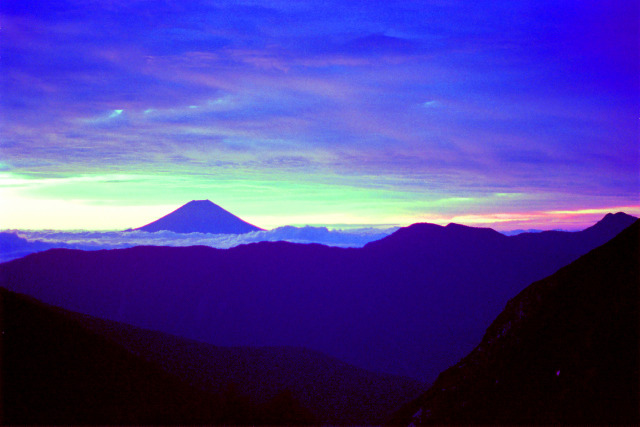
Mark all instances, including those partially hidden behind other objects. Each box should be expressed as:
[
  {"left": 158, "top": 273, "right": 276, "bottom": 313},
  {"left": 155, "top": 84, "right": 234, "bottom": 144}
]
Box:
[{"left": 1, "top": 1, "right": 638, "bottom": 230}]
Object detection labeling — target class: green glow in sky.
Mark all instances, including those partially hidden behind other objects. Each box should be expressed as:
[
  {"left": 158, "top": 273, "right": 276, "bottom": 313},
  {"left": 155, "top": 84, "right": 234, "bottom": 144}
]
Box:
[{"left": 1, "top": 172, "right": 637, "bottom": 231}]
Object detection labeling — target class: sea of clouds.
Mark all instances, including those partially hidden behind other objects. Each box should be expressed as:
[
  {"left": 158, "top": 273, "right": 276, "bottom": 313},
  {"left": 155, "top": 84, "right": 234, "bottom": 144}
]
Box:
[{"left": 0, "top": 226, "right": 399, "bottom": 263}]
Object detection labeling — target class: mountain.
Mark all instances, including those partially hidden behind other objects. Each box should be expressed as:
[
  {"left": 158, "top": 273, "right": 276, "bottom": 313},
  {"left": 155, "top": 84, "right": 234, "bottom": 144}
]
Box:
[
  {"left": 392, "top": 219, "right": 639, "bottom": 425},
  {"left": 0, "top": 232, "right": 101, "bottom": 263},
  {"left": 500, "top": 228, "right": 549, "bottom": 236},
  {"left": 134, "top": 199, "right": 262, "bottom": 234},
  {"left": 0, "top": 232, "right": 62, "bottom": 263},
  {"left": 0, "top": 287, "right": 317, "bottom": 425},
  {"left": 0, "top": 213, "right": 635, "bottom": 383},
  {"left": 73, "top": 312, "right": 424, "bottom": 425}
]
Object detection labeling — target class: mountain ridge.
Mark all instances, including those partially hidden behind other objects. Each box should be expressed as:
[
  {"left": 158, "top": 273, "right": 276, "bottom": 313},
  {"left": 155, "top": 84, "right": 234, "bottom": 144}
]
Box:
[
  {"left": 1, "top": 213, "right": 636, "bottom": 383},
  {"left": 1, "top": 285, "right": 421, "bottom": 425},
  {"left": 0, "top": 286, "right": 319, "bottom": 425},
  {"left": 72, "top": 309, "right": 424, "bottom": 424},
  {"left": 390, "top": 220, "right": 640, "bottom": 425},
  {"left": 367, "top": 211, "right": 636, "bottom": 250},
  {"left": 392, "top": 219, "right": 639, "bottom": 425}
]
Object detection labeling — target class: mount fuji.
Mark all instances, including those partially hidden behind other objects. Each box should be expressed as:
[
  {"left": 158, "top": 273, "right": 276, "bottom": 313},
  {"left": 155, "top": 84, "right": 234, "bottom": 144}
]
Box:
[{"left": 134, "top": 200, "right": 262, "bottom": 234}]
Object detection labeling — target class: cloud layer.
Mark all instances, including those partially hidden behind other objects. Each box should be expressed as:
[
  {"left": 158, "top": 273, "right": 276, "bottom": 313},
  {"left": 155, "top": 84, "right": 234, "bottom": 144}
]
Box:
[{"left": 0, "top": 226, "right": 398, "bottom": 262}]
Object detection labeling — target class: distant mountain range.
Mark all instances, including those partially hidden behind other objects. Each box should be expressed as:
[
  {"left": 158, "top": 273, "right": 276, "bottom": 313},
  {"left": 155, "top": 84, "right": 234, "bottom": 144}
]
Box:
[
  {"left": 0, "top": 213, "right": 636, "bottom": 383},
  {"left": 392, "top": 219, "right": 639, "bottom": 425},
  {"left": 0, "top": 232, "right": 67, "bottom": 263},
  {"left": 500, "top": 228, "right": 566, "bottom": 236},
  {"left": 133, "top": 200, "right": 262, "bottom": 234}
]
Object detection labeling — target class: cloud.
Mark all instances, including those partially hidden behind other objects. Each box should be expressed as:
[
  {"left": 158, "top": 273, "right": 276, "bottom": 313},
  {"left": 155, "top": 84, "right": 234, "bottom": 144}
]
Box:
[
  {"left": 81, "top": 109, "right": 130, "bottom": 128},
  {"left": 0, "top": 226, "right": 398, "bottom": 262},
  {"left": 20, "top": 226, "right": 397, "bottom": 248},
  {"left": 422, "top": 100, "right": 439, "bottom": 108}
]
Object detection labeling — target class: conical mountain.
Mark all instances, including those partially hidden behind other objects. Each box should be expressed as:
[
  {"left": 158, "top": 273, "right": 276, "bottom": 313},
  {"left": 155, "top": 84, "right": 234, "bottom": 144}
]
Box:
[{"left": 135, "top": 200, "right": 262, "bottom": 234}]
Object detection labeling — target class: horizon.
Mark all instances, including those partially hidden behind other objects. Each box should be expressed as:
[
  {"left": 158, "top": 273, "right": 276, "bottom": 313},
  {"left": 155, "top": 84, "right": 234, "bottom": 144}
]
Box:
[
  {"left": 1, "top": 1, "right": 638, "bottom": 231},
  {"left": 1, "top": 199, "right": 637, "bottom": 232}
]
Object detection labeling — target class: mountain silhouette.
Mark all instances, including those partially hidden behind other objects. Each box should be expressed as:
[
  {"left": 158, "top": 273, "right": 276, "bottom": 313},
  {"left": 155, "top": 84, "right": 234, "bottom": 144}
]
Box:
[
  {"left": 134, "top": 199, "right": 262, "bottom": 234},
  {"left": 73, "top": 312, "right": 424, "bottom": 424},
  {"left": 0, "top": 287, "right": 317, "bottom": 425},
  {"left": 392, "top": 219, "right": 639, "bottom": 425},
  {"left": 0, "top": 232, "right": 64, "bottom": 263},
  {"left": 0, "top": 213, "right": 635, "bottom": 383}
]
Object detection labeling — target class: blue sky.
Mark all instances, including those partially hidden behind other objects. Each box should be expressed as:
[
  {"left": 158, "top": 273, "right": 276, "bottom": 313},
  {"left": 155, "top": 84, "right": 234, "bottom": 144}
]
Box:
[{"left": 1, "top": 0, "right": 638, "bottom": 230}]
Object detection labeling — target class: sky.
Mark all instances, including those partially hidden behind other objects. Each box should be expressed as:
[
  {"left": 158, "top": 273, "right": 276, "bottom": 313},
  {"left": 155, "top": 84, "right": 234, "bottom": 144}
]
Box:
[{"left": 1, "top": 0, "right": 638, "bottom": 230}]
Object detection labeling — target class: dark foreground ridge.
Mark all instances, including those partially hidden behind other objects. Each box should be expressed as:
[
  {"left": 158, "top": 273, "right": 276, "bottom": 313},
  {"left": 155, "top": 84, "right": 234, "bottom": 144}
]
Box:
[
  {"left": 134, "top": 199, "right": 263, "bottom": 234},
  {"left": 0, "top": 287, "right": 316, "bottom": 425},
  {"left": 392, "top": 219, "right": 639, "bottom": 425},
  {"left": 71, "top": 311, "right": 425, "bottom": 424},
  {"left": 0, "top": 287, "right": 422, "bottom": 425}
]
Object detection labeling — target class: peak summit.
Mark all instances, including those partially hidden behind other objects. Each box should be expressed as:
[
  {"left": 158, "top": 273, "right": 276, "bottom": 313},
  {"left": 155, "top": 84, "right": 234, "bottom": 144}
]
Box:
[
  {"left": 134, "top": 201, "right": 262, "bottom": 234},
  {"left": 365, "top": 221, "right": 506, "bottom": 250},
  {"left": 600, "top": 211, "right": 635, "bottom": 222},
  {"left": 584, "top": 212, "right": 637, "bottom": 235},
  {"left": 180, "top": 200, "right": 224, "bottom": 211},
  {"left": 186, "top": 199, "right": 215, "bottom": 205}
]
